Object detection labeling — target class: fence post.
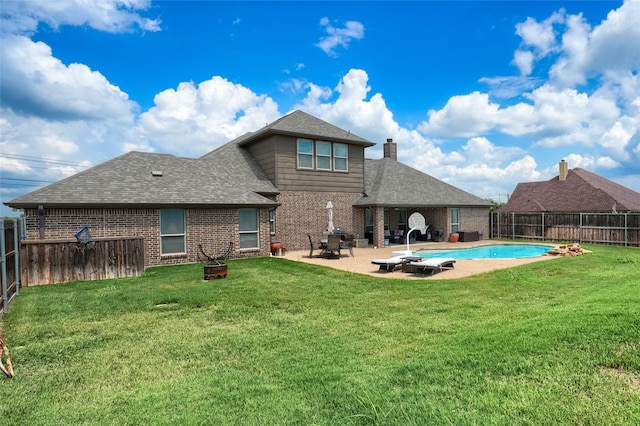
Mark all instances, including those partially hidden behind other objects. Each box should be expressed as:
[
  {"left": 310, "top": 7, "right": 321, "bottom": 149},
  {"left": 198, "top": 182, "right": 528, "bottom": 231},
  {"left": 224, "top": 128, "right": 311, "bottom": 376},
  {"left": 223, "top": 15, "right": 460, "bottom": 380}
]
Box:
[
  {"left": 1, "top": 221, "right": 7, "bottom": 313},
  {"left": 579, "top": 213, "right": 583, "bottom": 244},
  {"left": 625, "top": 213, "right": 628, "bottom": 247},
  {"left": 541, "top": 212, "right": 545, "bottom": 241},
  {"left": 511, "top": 212, "right": 515, "bottom": 239},
  {"left": 14, "top": 219, "right": 20, "bottom": 296}
]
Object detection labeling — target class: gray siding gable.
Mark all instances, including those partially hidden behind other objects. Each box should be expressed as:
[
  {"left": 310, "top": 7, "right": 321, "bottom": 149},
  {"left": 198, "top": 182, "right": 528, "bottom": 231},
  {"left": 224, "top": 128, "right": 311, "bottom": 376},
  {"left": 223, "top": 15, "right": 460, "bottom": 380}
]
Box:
[{"left": 356, "top": 157, "right": 492, "bottom": 207}]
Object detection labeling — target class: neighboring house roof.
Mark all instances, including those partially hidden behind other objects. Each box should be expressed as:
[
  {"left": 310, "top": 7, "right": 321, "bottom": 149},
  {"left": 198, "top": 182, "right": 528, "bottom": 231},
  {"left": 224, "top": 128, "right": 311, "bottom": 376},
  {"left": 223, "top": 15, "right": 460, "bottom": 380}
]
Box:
[
  {"left": 498, "top": 168, "right": 640, "bottom": 213},
  {"left": 6, "top": 151, "right": 279, "bottom": 209},
  {"left": 355, "top": 157, "right": 492, "bottom": 207},
  {"left": 236, "top": 110, "right": 375, "bottom": 147}
]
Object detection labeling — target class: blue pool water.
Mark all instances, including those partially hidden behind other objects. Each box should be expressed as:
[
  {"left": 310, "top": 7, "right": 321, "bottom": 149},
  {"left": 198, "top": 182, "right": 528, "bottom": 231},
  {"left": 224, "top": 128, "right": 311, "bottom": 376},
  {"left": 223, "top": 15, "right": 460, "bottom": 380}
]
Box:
[{"left": 416, "top": 244, "right": 553, "bottom": 260}]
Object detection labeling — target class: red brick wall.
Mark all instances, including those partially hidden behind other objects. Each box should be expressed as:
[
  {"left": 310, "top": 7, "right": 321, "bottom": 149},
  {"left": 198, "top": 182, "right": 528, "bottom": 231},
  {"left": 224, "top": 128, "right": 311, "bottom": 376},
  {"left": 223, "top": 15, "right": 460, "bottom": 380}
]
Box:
[
  {"left": 459, "top": 207, "right": 490, "bottom": 238},
  {"left": 22, "top": 207, "right": 272, "bottom": 267},
  {"left": 272, "top": 191, "right": 365, "bottom": 252}
]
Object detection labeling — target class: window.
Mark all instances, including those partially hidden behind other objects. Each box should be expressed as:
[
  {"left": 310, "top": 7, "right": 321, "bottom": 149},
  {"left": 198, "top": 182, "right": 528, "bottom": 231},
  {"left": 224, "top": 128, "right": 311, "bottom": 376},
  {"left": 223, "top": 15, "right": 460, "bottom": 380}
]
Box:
[
  {"left": 160, "top": 209, "right": 185, "bottom": 254},
  {"left": 297, "top": 139, "right": 313, "bottom": 169},
  {"left": 239, "top": 208, "right": 259, "bottom": 249},
  {"left": 334, "top": 143, "right": 348, "bottom": 171},
  {"left": 384, "top": 209, "right": 390, "bottom": 230},
  {"left": 365, "top": 208, "right": 374, "bottom": 234},
  {"left": 398, "top": 209, "right": 407, "bottom": 229},
  {"left": 451, "top": 208, "right": 459, "bottom": 234},
  {"left": 316, "top": 141, "right": 331, "bottom": 170},
  {"left": 269, "top": 209, "right": 275, "bottom": 234},
  {"left": 297, "top": 138, "right": 348, "bottom": 171}
]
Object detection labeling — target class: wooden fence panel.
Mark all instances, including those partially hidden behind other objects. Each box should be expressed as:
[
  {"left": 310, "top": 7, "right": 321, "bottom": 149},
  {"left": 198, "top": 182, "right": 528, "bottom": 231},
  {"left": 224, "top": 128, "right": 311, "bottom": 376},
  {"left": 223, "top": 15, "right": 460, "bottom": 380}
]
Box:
[
  {"left": 491, "top": 212, "right": 640, "bottom": 247},
  {"left": 20, "top": 237, "right": 144, "bottom": 286}
]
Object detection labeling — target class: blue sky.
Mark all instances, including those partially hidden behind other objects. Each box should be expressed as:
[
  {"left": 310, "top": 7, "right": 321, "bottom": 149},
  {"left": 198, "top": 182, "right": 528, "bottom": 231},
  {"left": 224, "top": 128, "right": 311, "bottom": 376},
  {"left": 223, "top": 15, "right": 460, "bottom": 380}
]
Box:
[{"left": 1, "top": 0, "right": 639, "bottom": 216}]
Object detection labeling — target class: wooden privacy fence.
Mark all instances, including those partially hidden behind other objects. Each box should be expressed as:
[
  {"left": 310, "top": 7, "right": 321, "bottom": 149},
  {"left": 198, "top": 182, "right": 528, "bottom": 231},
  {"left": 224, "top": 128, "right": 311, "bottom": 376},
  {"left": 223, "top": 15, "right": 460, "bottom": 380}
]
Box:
[
  {"left": 20, "top": 237, "right": 145, "bottom": 286},
  {"left": 491, "top": 212, "right": 640, "bottom": 247},
  {"left": 1, "top": 219, "right": 21, "bottom": 314}
]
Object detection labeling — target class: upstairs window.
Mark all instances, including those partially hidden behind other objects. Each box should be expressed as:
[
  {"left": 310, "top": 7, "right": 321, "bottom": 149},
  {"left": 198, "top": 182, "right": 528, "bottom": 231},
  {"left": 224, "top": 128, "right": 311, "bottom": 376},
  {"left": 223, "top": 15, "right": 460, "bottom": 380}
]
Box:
[
  {"left": 297, "top": 139, "right": 348, "bottom": 172},
  {"left": 297, "top": 139, "right": 313, "bottom": 169},
  {"left": 334, "top": 143, "right": 348, "bottom": 171},
  {"left": 316, "top": 141, "right": 332, "bottom": 170}
]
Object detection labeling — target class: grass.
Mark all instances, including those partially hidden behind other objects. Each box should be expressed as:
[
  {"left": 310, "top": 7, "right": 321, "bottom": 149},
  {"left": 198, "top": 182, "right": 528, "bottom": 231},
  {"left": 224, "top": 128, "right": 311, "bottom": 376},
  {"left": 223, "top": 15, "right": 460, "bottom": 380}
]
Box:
[{"left": 1, "top": 244, "right": 639, "bottom": 425}]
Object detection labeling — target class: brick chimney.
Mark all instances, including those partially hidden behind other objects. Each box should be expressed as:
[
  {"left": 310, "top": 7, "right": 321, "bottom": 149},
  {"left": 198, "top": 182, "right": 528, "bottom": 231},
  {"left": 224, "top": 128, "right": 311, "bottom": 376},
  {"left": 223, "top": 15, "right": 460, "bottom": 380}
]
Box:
[
  {"left": 559, "top": 159, "right": 568, "bottom": 181},
  {"left": 383, "top": 138, "right": 397, "bottom": 161}
]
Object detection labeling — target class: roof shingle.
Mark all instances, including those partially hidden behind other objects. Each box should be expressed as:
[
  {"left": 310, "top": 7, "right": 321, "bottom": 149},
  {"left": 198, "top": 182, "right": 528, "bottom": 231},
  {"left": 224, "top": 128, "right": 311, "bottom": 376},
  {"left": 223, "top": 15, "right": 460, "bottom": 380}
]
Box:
[
  {"left": 498, "top": 168, "right": 640, "bottom": 212},
  {"left": 356, "top": 157, "right": 491, "bottom": 207}
]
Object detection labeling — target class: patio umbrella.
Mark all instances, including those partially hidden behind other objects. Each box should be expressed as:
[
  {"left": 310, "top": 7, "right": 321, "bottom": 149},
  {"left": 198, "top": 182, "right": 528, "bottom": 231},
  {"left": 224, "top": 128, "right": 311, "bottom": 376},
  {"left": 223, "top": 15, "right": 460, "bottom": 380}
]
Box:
[{"left": 326, "top": 201, "right": 334, "bottom": 232}]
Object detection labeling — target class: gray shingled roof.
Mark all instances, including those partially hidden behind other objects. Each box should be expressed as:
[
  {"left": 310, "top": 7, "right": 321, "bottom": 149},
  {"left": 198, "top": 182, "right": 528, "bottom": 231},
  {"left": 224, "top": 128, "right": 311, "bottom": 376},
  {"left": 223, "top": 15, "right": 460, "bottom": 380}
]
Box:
[
  {"left": 355, "top": 157, "right": 492, "bottom": 207},
  {"left": 237, "top": 110, "right": 375, "bottom": 147},
  {"left": 498, "top": 168, "right": 640, "bottom": 212},
  {"left": 6, "top": 151, "right": 279, "bottom": 208},
  {"left": 7, "top": 110, "right": 493, "bottom": 210}
]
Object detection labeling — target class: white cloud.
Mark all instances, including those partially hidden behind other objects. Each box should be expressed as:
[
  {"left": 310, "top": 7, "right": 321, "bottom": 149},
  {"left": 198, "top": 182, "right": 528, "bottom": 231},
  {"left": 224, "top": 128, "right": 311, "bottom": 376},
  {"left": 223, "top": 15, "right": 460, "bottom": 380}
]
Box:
[
  {"left": 512, "top": 50, "right": 535, "bottom": 76},
  {"left": 418, "top": 92, "right": 500, "bottom": 138},
  {"left": 131, "top": 77, "right": 281, "bottom": 156},
  {"left": 479, "top": 76, "right": 542, "bottom": 99},
  {"left": 512, "top": 10, "right": 564, "bottom": 75},
  {"left": 316, "top": 17, "right": 364, "bottom": 57},
  {"left": 294, "top": 69, "right": 399, "bottom": 147},
  {"left": 548, "top": 13, "right": 591, "bottom": 87},
  {"left": 1, "top": 35, "right": 136, "bottom": 122},
  {"left": 587, "top": 0, "right": 640, "bottom": 81},
  {"left": 0, "top": 0, "right": 161, "bottom": 35}
]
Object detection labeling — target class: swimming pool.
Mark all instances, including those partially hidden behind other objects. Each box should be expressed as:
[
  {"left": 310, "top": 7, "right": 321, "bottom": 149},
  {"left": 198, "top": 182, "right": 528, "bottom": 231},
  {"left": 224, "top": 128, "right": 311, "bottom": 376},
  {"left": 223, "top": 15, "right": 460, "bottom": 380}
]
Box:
[{"left": 416, "top": 244, "right": 554, "bottom": 260}]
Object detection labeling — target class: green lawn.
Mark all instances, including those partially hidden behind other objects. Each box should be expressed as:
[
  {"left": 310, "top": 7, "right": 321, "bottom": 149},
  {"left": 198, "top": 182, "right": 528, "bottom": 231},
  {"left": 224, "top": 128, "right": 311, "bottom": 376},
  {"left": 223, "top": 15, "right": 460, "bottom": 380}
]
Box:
[{"left": 1, "top": 244, "right": 639, "bottom": 425}]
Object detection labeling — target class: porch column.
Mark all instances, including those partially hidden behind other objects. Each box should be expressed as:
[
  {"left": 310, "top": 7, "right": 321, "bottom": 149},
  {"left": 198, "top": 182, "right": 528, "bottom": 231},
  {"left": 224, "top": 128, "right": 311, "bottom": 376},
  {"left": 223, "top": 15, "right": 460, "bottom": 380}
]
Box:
[{"left": 373, "top": 206, "right": 386, "bottom": 248}]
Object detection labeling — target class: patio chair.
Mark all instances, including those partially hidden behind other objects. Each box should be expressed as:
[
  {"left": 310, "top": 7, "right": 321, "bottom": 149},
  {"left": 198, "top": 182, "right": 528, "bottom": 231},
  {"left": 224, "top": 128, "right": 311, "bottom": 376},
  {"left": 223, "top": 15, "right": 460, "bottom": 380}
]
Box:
[
  {"left": 392, "top": 229, "right": 404, "bottom": 244},
  {"left": 307, "top": 234, "right": 321, "bottom": 258},
  {"left": 323, "top": 234, "right": 342, "bottom": 259},
  {"left": 339, "top": 233, "right": 355, "bottom": 257}
]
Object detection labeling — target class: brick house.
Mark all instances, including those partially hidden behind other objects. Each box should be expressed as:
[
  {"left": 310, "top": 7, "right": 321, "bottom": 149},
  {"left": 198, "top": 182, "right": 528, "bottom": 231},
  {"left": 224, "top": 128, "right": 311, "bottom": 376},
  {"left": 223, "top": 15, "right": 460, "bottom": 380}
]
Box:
[
  {"left": 498, "top": 160, "right": 640, "bottom": 213},
  {"left": 6, "top": 110, "right": 491, "bottom": 267}
]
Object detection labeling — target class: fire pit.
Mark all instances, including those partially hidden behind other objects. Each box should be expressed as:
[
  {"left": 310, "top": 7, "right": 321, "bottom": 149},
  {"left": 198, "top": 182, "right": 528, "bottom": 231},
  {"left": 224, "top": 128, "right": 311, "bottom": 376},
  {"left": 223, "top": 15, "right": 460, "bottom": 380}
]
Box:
[
  {"left": 199, "top": 243, "right": 233, "bottom": 280},
  {"left": 203, "top": 262, "right": 227, "bottom": 280}
]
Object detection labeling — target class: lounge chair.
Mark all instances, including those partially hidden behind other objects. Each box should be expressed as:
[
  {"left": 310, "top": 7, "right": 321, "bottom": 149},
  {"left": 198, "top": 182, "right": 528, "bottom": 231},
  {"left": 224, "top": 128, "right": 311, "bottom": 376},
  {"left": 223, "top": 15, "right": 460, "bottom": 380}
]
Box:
[
  {"left": 371, "top": 255, "right": 421, "bottom": 272},
  {"left": 408, "top": 258, "right": 456, "bottom": 276}
]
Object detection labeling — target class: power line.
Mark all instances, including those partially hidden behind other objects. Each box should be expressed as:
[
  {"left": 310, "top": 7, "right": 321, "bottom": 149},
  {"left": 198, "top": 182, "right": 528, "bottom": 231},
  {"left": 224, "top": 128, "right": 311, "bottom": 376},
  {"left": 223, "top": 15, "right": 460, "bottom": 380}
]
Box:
[
  {"left": 0, "top": 163, "right": 84, "bottom": 173},
  {"left": 1, "top": 177, "right": 56, "bottom": 183},
  {"left": 0, "top": 153, "right": 93, "bottom": 167}
]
